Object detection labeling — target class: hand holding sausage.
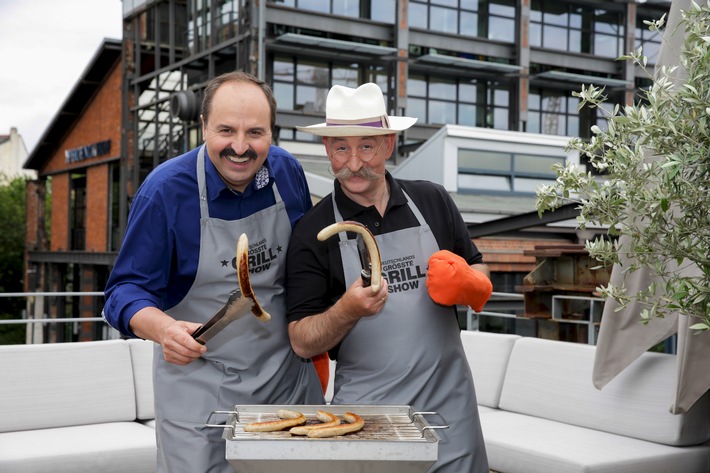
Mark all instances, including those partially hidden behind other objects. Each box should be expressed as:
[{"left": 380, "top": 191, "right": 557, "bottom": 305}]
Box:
[{"left": 337, "top": 277, "right": 389, "bottom": 321}]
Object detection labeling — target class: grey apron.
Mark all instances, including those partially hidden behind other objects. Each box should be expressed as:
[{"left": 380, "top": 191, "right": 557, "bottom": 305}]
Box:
[
  {"left": 330, "top": 191, "right": 489, "bottom": 473},
  {"left": 153, "top": 146, "right": 323, "bottom": 473}
]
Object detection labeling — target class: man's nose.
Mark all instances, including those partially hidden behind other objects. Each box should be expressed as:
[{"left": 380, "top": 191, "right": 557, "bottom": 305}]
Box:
[
  {"left": 345, "top": 152, "right": 365, "bottom": 171},
  {"left": 229, "top": 134, "right": 250, "bottom": 154}
]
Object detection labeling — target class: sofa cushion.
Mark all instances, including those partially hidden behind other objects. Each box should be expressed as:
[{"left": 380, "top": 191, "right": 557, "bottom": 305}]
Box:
[
  {"left": 0, "top": 422, "right": 157, "bottom": 473},
  {"left": 0, "top": 340, "right": 137, "bottom": 432},
  {"left": 127, "top": 339, "right": 155, "bottom": 421},
  {"left": 460, "top": 330, "right": 520, "bottom": 408},
  {"left": 498, "top": 337, "right": 710, "bottom": 446},
  {"left": 479, "top": 410, "right": 710, "bottom": 473}
]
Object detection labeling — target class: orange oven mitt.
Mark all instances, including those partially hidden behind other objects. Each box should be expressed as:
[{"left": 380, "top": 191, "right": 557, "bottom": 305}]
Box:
[
  {"left": 312, "top": 352, "right": 330, "bottom": 395},
  {"left": 426, "top": 250, "right": 493, "bottom": 312}
]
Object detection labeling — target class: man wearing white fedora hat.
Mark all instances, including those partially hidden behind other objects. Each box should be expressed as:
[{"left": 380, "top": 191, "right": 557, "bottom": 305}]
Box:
[{"left": 286, "top": 82, "right": 492, "bottom": 473}]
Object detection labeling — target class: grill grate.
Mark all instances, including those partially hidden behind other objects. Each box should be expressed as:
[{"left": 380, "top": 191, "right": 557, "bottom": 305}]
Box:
[
  {"left": 219, "top": 405, "right": 443, "bottom": 473},
  {"left": 232, "top": 412, "right": 430, "bottom": 441}
]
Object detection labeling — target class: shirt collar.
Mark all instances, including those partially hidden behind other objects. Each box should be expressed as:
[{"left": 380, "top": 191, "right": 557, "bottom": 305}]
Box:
[
  {"left": 204, "top": 149, "right": 273, "bottom": 200},
  {"left": 333, "top": 171, "right": 406, "bottom": 220}
]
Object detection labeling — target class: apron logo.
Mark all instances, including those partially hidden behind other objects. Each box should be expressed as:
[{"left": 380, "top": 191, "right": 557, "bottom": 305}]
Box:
[
  {"left": 381, "top": 255, "right": 427, "bottom": 293},
  {"left": 230, "top": 238, "right": 281, "bottom": 274}
]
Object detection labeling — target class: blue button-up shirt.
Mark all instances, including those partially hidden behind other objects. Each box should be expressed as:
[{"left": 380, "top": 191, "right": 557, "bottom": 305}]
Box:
[{"left": 103, "top": 145, "right": 312, "bottom": 337}]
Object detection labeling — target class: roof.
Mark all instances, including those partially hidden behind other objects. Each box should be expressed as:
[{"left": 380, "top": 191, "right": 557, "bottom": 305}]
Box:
[{"left": 24, "top": 38, "right": 122, "bottom": 171}]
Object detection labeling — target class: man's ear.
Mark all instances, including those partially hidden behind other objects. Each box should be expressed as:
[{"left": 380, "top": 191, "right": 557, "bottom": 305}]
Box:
[{"left": 384, "top": 134, "right": 397, "bottom": 160}]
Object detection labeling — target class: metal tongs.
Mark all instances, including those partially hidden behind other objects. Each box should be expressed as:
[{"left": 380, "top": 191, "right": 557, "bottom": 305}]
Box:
[{"left": 356, "top": 235, "right": 372, "bottom": 288}]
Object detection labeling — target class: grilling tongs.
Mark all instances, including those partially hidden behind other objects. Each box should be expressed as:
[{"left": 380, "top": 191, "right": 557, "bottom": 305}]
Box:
[
  {"left": 317, "top": 221, "right": 382, "bottom": 292},
  {"left": 192, "top": 233, "right": 271, "bottom": 345}
]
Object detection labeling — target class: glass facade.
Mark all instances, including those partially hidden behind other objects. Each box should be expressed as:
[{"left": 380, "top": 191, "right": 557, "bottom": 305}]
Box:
[
  {"left": 458, "top": 148, "right": 563, "bottom": 193},
  {"left": 123, "top": 0, "right": 670, "bottom": 196},
  {"left": 271, "top": 0, "right": 396, "bottom": 21},
  {"left": 409, "top": 0, "right": 516, "bottom": 42},
  {"left": 407, "top": 75, "right": 510, "bottom": 129},
  {"left": 529, "top": 1, "right": 624, "bottom": 58}
]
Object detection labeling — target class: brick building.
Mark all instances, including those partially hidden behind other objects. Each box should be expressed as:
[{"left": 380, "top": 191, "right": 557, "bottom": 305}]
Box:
[{"left": 23, "top": 40, "right": 122, "bottom": 341}]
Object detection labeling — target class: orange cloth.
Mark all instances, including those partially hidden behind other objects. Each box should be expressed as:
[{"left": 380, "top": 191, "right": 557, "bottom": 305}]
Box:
[
  {"left": 426, "top": 250, "right": 493, "bottom": 312},
  {"left": 312, "top": 352, "right": 330, "bottom": 395}
]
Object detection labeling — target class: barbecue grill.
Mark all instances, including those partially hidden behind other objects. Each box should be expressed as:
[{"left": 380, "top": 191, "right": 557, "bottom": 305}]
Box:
[{"left": 208, "top": 404, "right": 445, "bottom": 473}]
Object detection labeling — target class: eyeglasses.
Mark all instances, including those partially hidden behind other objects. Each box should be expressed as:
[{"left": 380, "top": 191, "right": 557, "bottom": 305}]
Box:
[{"left": 329, "top": 139, "right": 385, "bottom": 163}]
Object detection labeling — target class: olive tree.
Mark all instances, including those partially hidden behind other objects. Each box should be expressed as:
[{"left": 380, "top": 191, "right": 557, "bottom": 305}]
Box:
[{"left": 536, "top": 3, "right": 710, "bottom": 331}]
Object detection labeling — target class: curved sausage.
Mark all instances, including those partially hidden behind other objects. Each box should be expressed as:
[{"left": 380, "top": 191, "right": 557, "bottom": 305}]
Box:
[
  {"left": 306, "top": 412, "right": 365, "bottom": 438},
  {"left": 243, "top": 409, "right": 306, "bottom": 432},
  {"left": 317, "top": 221, "right": 382, "bottom": 293},
  {"left": 289, "top": 410, "right": 341, "bottom": 435},
  {"left": 237, "top": 233, "right": 271, "bottom": 322}
]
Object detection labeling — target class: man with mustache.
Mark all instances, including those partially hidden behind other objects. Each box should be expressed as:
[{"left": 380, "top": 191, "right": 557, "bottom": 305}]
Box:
[
  {"left": 103, "top": 72, "right": 324, "bottom": 473},
  {"left": 286, "top": 82, "right": 492, "bottom": 472}
]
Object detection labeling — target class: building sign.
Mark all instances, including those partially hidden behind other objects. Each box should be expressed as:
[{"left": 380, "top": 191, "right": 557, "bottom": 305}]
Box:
[{"left": 65, "top": 139, "right": 111, "bottom": 163}]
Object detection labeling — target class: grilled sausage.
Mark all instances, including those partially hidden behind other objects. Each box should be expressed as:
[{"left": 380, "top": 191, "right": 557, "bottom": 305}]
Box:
[
  {"left": 243, "top": 409, "right": 306, "bottom": 432},
  {"left": 306, "top": 412, "right": 365, "bottom": 438},
  {"left": 289, "top": 410, "right": 341, "bottom": 435},
  {"left": 317, "top": 221, "right": 382, "bottom": 293},
  {"left": 237, "top": 233, "right": 270, "bottom": 322}
]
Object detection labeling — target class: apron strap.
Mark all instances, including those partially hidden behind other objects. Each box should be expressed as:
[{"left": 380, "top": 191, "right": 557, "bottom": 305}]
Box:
[{"left": 197, "top": 145, "right": 209, "bottom": 220}]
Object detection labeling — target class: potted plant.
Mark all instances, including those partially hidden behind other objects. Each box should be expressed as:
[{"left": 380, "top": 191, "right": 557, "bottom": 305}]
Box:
[{"left": 536, "top": 3, "right": 710, "bottom": 331}]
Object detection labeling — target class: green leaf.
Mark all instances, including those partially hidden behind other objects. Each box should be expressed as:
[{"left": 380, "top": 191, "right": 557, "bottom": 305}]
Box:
[{"left": 661, "top": 198, "right": 670, "bottom": 212}]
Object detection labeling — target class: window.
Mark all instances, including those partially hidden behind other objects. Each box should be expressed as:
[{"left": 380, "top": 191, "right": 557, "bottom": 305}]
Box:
[
  {"left": 408, "top": 0, "right": 515, "bottom": 41},
  {"left": 527, "top": 86, "right": 622, "bottom": 139},
  {"left": 109, "top": 162, "right": 121, "bottom": 252},
  {"left": 278, "top": 0, "right": 396, "bottom": 20},
  {"left": 407, "top": 74, "right": 510, "bottom": 129},
  {"left": 530, "top": 0, "right": 623, "bottom": 57},
  {"left": 457, "top": 148, "right": 562, "bottom": 194},
  {"left": 527, "top": 88, "right": 580, "bottom": 136},
  {"left": 272, "top": 56, "right": 388, "bottom": 141},
  {"left": 69, "top": 172, "right": 87, "bottom": 251}
]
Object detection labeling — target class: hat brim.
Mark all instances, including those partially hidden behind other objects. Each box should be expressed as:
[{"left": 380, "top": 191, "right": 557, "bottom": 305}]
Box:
[{"left": 296, "top": 116, "right": 418, "bottom": 137}]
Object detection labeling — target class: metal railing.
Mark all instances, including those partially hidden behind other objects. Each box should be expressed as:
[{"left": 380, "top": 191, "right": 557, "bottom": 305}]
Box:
[
  {"left": 0, "top": 291, "right": 121, "bottom": 344},
  {"left": 1, "top": 290, "right": 527, "bottom": 344},
  {"left": 467, "top": 291, "right": 525, "bottom": 330}
]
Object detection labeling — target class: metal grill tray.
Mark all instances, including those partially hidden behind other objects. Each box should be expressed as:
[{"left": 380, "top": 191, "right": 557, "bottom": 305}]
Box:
[{"left": 217, "top": 404, "right": 443, "bottom": 473}]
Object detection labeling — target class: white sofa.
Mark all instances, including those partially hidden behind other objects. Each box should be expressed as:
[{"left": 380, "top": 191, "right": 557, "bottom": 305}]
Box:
[
  {"left": 462, "top": 331, "right": 710, "bottom": 473},
  {"left": 0, "top": 339, "right": 157, "bottom": 473},
  {"left": 4, "top": 334, "right": 709, "bottom": 473}
]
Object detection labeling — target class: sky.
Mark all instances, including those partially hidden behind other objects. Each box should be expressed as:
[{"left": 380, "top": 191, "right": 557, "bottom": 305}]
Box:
[{"left": 0, "top": 0, "right": 123, "bottom": 154}]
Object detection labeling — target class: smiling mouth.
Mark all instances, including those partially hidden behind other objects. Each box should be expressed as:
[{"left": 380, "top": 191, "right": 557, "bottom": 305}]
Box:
[{"left": 226, "top": 155, "right": 250, "bottom": 164}]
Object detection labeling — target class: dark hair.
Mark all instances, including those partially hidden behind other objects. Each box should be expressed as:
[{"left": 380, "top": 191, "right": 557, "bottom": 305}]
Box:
[{"left": 201, "top": 71, "right": 277, "bottom": 131}]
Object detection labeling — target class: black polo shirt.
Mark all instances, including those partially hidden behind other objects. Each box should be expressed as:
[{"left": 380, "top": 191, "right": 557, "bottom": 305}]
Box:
[{"left": 286, "top": 172, "right": 483, "bottom": 334}]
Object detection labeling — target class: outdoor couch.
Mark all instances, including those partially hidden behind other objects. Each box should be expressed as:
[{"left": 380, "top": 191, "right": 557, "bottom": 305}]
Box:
[
  {"left": 462, "top": 330, "right": 710, "bottom": 473},
  {"left": 0, "top": 339, "right": 156, "bottom": 473},
  {"left": 3, "top": 333, "right": 709, "bottom": 473}
]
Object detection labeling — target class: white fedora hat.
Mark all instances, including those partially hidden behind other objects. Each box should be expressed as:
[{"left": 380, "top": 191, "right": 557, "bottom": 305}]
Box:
[{"left": 297, "top": 83, "right": 417, "bottom": 137}]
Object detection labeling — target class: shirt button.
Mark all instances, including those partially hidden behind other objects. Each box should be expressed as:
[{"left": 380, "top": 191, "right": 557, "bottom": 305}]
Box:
[{"left": 374, "top": 222, "right": 380, "bottom": 227}]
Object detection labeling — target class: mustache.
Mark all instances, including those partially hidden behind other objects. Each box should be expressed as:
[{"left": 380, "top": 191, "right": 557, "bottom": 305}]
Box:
[
  {"left": 330, "top": 166, "right": 384, "bottom": 181},
  {"left": 220, "top": 147, "right": 257, "bottom": 160}
]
